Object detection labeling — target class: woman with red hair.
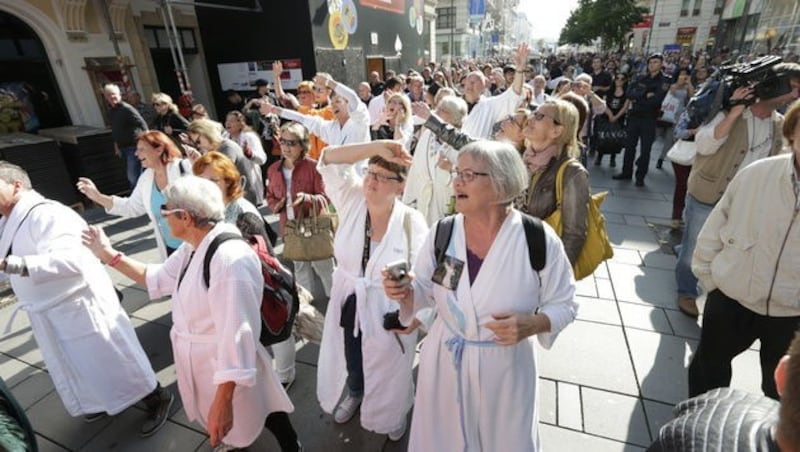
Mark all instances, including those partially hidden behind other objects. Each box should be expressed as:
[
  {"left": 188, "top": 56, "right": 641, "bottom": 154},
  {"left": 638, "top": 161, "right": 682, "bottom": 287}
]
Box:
[{"left": 77, "top": 130, "right": 191, "bottom": 260}]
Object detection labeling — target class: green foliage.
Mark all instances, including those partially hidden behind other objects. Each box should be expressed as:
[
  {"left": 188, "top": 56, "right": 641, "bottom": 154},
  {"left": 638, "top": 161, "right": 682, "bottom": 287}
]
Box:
[{"left": 559, "top": 0, "right": 648, "bottom": 50}]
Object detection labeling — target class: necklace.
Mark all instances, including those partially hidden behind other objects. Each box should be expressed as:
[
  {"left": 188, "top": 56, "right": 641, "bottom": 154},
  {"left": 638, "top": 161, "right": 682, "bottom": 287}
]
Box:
[{"left": 748, "top": 114, "right": 773, "bottom": 154}]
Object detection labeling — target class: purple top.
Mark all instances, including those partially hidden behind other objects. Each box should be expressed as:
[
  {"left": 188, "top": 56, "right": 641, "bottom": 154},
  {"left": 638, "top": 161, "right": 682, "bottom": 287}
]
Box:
[{"left": 466, "top": 247, "right": 483, "bottom": 285}]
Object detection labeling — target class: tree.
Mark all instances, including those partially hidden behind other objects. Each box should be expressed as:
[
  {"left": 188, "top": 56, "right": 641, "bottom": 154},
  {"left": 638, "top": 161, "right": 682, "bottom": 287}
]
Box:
[{"left": 559, "top": 0, "right": 647, "bottom": 51}]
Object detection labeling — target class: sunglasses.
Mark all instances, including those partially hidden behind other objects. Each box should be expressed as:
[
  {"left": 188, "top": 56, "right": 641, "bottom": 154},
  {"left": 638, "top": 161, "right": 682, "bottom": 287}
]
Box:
[
  {"left": 532, "top": 111, "right": 561, "bottom": 125},
  {"left": 279, "top": 138, "right": 300, "bottom": 146},
  {"left": 160, "top": 204, "right": 187, "bottom": 218}
]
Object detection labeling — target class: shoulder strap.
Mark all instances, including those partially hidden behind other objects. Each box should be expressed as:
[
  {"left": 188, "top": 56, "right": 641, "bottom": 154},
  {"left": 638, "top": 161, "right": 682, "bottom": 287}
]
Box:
[
  {"left": 553, "top": 159, "right": 573, "bottom": 207},
  {"left": 521, "top": 213, "right": 546, "bottom": 273},
  {"left": 6, "top": 202, "right": 48, "bottom": 258},
  {"left": 202, "top": 232, "right": 242, "bottom": 288},
  {"left": 433, "top": 215, "right": 455, "bottom": 264}
]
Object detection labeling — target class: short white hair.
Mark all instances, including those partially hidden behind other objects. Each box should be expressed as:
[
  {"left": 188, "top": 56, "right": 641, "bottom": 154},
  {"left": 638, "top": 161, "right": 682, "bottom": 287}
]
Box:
[
  {"left": 435, "top": 95, "right": 468, "bottom": 127},
  {"left": 102, "top": 83, "right": 120, "bottom": 94},
  {"left": 164, "top": 176, "right": 225, "bottom": 225},
  {"left": 575, "top": 73, "right": 593, "bottom": 84},
  {"left": 458, "top": 140, "right": 527, "bottom": 205}
]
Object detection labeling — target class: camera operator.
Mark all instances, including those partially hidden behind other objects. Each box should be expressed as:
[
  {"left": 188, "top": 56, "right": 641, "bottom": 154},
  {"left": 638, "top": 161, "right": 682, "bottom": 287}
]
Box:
[
  {"left": 613, "top": 53, "right": 671, "bottom": 186},
  {"left": 687, "top": 95, "right": 800, "bottom": 402},
  {"left": 675, "top": 62, "right": 800, "bottom": 319}
]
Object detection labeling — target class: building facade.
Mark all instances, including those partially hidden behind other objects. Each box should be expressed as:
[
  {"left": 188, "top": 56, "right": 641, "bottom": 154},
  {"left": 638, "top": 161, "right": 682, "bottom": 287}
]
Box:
[{"left": 632, "top": 0, "right": 725, "bottom": 54}]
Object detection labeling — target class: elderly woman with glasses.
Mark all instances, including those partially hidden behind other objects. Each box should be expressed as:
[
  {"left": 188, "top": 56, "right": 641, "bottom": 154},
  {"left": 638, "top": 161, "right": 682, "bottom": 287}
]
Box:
[
  {"left": 151, "top": 92, "right": 190, "bottom": 138},
  {"left": 370, "top": 93, "right": 414, "bottom": 149},
  {"left": 315, "top": 140, "right": 428, "bottom": 442},
  {"left": 382, "top": 140, "right": 577, "bottom": 451},
  {"left": 81, "top": 176, "right": 301, "bottom": 451},
  {"left": 519, "top": 98, "right": 591, "bottom": 268},
  {"left": 77, "top": 130, "right": 191, "bottom": 260},
  {"left": 266, "top": 122, "right": 334, "bottom": 299}
]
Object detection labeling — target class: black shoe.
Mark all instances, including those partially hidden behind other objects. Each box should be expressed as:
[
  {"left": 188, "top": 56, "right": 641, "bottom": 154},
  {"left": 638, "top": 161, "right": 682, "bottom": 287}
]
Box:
[
  {"left": 84, "top": 412, "right": 107, "bottom": 423},
  {"left": 594, "top": 155, "right": 602, "bottom": 166},
  {"left": 610, "top": 157, "right": 617, "bottom": 168},
  {"left": 612, "top": 173, "right": 632, "bottom": 181},
  {"left": 656, "top": 159, "right": 663, "bottom": 169},
  {"left": 140, "top": 390, "right": 174, "bottom": 437},
  {"left": 635, "top": 179, "right": 645, "bottom": 187}
]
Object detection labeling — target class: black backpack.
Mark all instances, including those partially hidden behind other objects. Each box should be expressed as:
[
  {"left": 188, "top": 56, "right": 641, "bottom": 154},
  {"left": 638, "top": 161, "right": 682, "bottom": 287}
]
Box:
[
  {"left": 433, "top": 213, "right": 546, "bottom": 278},
  {"left": 203, "top": 213, "right": 299, "bottom": 346}
]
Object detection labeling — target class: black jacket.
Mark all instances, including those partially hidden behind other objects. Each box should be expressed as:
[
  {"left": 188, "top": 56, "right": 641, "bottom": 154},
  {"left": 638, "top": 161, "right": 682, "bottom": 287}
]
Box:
[
  {"left": 648, "top": 388, "right": 779, "bottom": 452},
  {"left": 626, "top": 71, "right": 671, "bottom": 118}
]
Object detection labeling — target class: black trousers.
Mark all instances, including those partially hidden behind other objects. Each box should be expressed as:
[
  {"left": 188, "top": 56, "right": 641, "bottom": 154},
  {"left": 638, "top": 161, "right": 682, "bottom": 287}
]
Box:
[
  {"left": 688, "top": 289, "right": 800, "bottom": 400},
  {"left": 264, "top": 412, "right": 299, "bottom": 452},
  {"left": 621, "top": 116, "right": 657, "bottom": 181}
]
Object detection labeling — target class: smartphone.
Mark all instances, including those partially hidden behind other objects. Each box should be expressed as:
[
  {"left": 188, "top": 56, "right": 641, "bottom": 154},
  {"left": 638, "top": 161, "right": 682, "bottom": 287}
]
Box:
[{"left": 384, "top": 260, "right": 409, "bottom": 281}]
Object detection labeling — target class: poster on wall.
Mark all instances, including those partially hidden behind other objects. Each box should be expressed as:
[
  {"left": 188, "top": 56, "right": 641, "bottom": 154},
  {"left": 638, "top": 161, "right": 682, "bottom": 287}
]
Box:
[
  {"left": 359, "top": 0, "right": 404, "bottom": 14},
  {"left": 217, "top": 59, "right": 303, "bottom": 91}
]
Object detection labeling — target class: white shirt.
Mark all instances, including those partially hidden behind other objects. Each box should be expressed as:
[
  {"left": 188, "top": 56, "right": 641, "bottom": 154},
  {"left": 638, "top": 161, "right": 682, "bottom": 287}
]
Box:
[
  {"left": 282, "top": 166, "right": 295, "bottom": 220},
  {"left": 696, "top": 109, "right": 777, "bottom": 169}
]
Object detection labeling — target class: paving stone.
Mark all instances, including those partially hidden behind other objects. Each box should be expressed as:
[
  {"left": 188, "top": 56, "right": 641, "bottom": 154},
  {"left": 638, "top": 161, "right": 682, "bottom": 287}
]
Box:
[
  {"left": 0, "top": 353, "right": 42, "bottom": 387},
  {"left": 576, "top": 296, "right": 620, "bottom": 326},
  {"left": 604, "top": 212, "right": 627, "bottom": 225},
  {"left": 574, "top": 276, "right": 598, "bottom": 298},
  {"left": 663, "top": 309, "right": 701, "bottom": 340},
  {"left": 25, "top": 391, "right": 115, "bottom": 451},
  {"left": 609, "top": 247, "right": 643, "bottom": 266},
  {"left": 539, "top": 423, "right": 646, "bottom": 452},
  {"left": 623, "top": 215, "right": 647, "bottom": 227},
  {"left": 608, "top": 262, "right": 676, "bottom": 308},
  {"left": 641, "top": 251, "right": 677, "bottom": 271},
  {"left": 582, "top": 387, "right": 650, "bottom": 446},
  {"left": 625, "top": 329, "right": 694, "bottom": 406},
  {"left": 606, "top": 224, "right": 661, "bottom": 253},
  {"left": 557, "top": 382, "right": 582, "bottom": 430},
  {"left": 35, "top": 435, "right": 70, "bottom": 452},
  {"left": 539, "top": 378, "right": 556, "bottom": 425},
  {"left": 618, "top": 303, "right": 672, "bottom": 335},
  {"left": 642, "top": 400, "right": 675, "bottom": 443},
  {"left": 596, "top": 277, "right": 616, "bottom": 301},
  {"left": 539, "top": 321, "right": 638, "bottom": 396},
  {"left": 7, "top": 370, "right": 54, "bottom": 410},
  {"left": 603, "top": 196, "right": 673, "bottom": 219},
  {"left": 130, "top": 298, "right": 174, "bottom": 328}
]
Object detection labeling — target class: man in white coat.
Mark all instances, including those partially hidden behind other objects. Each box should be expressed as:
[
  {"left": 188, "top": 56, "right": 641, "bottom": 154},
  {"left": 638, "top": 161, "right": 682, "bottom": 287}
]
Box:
[
  {"left": 0, "top": 162, "right": 173, "bottom": 436},
  {"left": 460, "top": 43, "right": 529, "bottom": 139}
]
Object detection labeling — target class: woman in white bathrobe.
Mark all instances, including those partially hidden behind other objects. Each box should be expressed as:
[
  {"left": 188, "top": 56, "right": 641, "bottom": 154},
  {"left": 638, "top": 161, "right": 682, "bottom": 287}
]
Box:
[
  {"left": 82, "top": 176, "right": 300, "bottom": 451},
  {"left": 316, "top": 140, "right": 428, "bottom": 441},
  {"left": 384, "top": 141, "right": 579, "bottom": 451},
  {"left": 77, "top": 130, "right": 191, "bottom": 261}
]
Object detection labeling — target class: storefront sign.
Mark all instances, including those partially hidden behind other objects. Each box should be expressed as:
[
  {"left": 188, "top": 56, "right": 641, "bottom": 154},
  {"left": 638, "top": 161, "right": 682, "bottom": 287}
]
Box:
[{"left": 676, "top": 27, "right": 697, "bottom": 46}]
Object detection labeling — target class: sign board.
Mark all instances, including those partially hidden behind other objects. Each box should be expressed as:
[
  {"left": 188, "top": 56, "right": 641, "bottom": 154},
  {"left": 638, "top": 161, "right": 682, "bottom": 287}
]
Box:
[
  {"left": 633, "top": 14, "right": 653, "bottom": 29},
  {"left": 663, "top": 44, "right": 682, "bottom": 52},
  {"left": 217, "top": 58, "right": 303, "bottom": 91},
  {"left": 469, "top": 0, "right": 485, "bottom": 23},
  {"left": 675, "top": 27, "right": 697, "bottom": 46},
  {"left": 359, "top": 0, "right": 404, "bottom": 14}
]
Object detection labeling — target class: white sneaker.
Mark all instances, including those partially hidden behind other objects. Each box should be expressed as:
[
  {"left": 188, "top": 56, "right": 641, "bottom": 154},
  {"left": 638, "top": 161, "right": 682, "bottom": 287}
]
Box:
[
  {"left": 388, "top": 418, "right": 407, "bottom": 441},
  {"left": 333, "top": 394, "right": 362, "bottom": 424}
]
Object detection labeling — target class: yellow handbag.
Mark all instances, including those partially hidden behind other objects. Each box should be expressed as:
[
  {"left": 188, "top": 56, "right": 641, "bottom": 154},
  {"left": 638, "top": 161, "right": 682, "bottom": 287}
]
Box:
[{"left": 543, "top": 159, "right": 614, "bottom": 280}]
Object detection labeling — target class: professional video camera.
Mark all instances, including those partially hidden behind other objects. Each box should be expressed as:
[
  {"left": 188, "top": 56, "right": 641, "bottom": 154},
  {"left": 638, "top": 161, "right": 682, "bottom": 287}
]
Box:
[{"left": 676, "top": 55, "right": 796, "bottom": 140}]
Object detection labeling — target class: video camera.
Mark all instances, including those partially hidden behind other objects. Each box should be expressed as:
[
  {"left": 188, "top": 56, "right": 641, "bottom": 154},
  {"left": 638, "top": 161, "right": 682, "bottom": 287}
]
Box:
[{"left": 677, "top": 56, "right": 796, "bottom": 139}]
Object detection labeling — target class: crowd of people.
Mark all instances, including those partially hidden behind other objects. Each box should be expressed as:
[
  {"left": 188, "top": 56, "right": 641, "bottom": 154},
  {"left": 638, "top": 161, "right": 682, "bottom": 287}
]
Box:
[{"left": 1, "top": 44, "right": 800, "bottom": 451}]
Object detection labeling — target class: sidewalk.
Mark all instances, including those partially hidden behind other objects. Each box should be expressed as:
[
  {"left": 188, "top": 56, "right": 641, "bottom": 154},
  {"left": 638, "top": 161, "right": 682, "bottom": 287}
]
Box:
[{"left": 0, "top": 152, "right": 763, "bottom": 451}]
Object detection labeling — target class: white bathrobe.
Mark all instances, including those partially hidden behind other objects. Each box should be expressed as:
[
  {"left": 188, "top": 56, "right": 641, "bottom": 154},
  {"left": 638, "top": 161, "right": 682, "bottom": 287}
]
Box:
[
  {"left": 145, "top": 223, "right": 293, "bottom": 447},
  {"left": 0, "top": 191, "right": 157, "bottom": 416},
  {"left": 316, "top": 157, "right": 429, "bottom": 434},
  {"left": 403, "top": 128, "right": 459, "bottom": 226},
  {"left": 404, "top": 211, "right": 578, "bottom": 451},
  {"left": 461, "top": 88, "right": 523, "bottom": 139}
]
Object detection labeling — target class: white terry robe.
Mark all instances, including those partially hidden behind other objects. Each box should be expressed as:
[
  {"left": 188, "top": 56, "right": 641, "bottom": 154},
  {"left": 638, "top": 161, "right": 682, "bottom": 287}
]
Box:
[
  {"left": 316, "top": 156, "right": 429, "bottom": 434},
  {"left": 461, "top": 88, "right": 523, "bottom": 139},
  {"left": 404, "top": 211, "right": 578, "bottom": 452},
  {"left": 145, "top": 223, "right": 293, "bottom": 448},
  {"left": 0, "top": 191, "right": 157, "bottom": 416},
  {"left": 403, "top": 128, "right": 459, "bottom": 226}
]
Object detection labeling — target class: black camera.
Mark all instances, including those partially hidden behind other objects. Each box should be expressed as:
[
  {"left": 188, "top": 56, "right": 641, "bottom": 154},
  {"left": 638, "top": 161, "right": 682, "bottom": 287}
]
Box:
[{"left": 383, "top": 310, "right": 405, "bottom": 331}]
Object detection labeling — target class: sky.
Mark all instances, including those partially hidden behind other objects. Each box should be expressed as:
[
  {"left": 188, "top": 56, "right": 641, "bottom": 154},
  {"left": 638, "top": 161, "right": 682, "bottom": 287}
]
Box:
[{"left": 517, "top": 0, "right": 580, "bottom": 41}]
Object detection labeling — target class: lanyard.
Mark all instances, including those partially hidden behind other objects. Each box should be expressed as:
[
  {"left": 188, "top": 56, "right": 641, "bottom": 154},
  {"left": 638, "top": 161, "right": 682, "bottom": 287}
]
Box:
[{"left": 361, "top": 213, "right": 371, "bottom": 275}]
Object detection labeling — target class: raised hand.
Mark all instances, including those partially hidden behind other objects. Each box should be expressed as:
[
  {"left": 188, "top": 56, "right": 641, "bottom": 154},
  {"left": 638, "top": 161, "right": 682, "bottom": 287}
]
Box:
[{"left": 411, "top": 101, "right": 432, "bottom": 121}]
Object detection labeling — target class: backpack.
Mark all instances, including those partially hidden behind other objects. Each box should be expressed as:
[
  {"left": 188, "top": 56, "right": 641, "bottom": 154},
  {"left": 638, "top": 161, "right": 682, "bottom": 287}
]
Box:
[
  {"left": 433, "top": 213, "right": 546, "bottom": 279},
  {"left": 203, "top": 226, "right": 299, "bottom": 347}
]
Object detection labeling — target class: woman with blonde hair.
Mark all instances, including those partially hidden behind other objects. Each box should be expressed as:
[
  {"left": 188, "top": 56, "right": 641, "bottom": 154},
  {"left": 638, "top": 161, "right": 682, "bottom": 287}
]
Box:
[
  {"left": 520, "top": 98, "right": 591, "bottom": 266},
  {"left": 77, "top": 130, "right": 190, "bottom": 260},
  {"left": 371, "top": 92, "right": 414, "bottom": 148},
  {"left": 225, "top": 110, "right": 267, "bottom": 187},
  {"left": 151, "top": 92, "right": 189, "bottom": 138}
]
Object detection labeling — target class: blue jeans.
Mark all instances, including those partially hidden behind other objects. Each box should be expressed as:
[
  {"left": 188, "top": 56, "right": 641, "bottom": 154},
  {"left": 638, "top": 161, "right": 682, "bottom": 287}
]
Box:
[
  {"left": 675, "top": 194, "right": 715, "bottom": 297},
  {"left": 121, "top": 145, "right": 142, "bottom": 188}
]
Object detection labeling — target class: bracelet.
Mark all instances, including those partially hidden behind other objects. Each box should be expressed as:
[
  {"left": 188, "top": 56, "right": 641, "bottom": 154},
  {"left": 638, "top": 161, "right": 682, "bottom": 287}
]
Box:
[{"left": 107, "top": 252, "right": 124, "bottom": 267}]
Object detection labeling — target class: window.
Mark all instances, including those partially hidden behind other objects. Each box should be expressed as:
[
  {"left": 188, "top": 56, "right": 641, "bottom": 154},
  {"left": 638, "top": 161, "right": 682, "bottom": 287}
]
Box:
[
  {"left": 693, "top": 0, "right": 702, "bottom": 16},
  {"left": 713, "top": 0, "right": 724, "bottom": 15},
  {"left": 436, "top": 7, "right": 455, "bottom": 29},
  {"left": 681, "top": 0, "right": 690, "bottom": 16},
  {"left": 143, "top": 26, "right": 198, "bottom": 53}
]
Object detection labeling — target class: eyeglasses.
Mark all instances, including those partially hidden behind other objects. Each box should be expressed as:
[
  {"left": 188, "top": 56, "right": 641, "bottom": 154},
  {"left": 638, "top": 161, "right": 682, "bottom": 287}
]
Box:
[
  {"left": 450, "top": 169, "right": 490, "bottom": 183},
  {"left": 503, "top": 114, "right": 525, "bottom": 129},
  {"left": 279, "top": 138, "right": 300, "bottom": 146},
  {"left": 532, "top": 111, "right": 561, "bottom": 125},
  {"left": 365, "top": 170, "right": 401, "bottom": 183},
  {"left": 297, "top": 90, "right": 312, "bottom": 95},
  {"left": 313, "top": 87, "right": 328, "bottom": 93},
  {"left": 160, "top": 204, "right": 187, "bottom": 218}
]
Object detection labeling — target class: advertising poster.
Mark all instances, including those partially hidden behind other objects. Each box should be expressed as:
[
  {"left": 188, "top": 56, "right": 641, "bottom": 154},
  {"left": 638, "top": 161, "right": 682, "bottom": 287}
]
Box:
[
  {"left": 359, "top": 0, "right": 404, "bottom": 14},
  {"left": 217, "top": 59, "right": 303, "bottom": 91}
]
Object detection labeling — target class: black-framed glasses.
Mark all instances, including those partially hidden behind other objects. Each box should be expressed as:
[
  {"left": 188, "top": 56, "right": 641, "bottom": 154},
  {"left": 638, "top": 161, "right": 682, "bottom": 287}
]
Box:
[
  {"left": 365, "top": 170, "right": 401, "bottom": 183},
  {"left": 450, "top": 169, "right": 490, "bottom": 183},
  {"left": 503, "top": 114, "right": 525, "bottom": 129},
  {"left": 160, "top": 204, "right": 187, "bottom": 218},
  {"left": 279, "top": 138, "right": 300, "bottom": 147},
  {"left": 532, "top": 111, "right": 561, "bottom": 125}
]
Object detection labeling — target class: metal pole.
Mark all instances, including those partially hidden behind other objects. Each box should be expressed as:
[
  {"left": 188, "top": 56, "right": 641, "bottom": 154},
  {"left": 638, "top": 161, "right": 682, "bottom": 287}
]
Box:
[
  {"left": 99, "top": 0, "right": 131, "bottom": 93},
  {"left": 449, "top": 0, "right": 455, "bottom": 65},
  {"left": 645, "top": 0, "right": 659, "bottom": 55},
  {"left": 165, "top": 0, "right": 192, "bottom": 97},
  {"left": 158, "top": 1, "right": 182, "bottom": 91}
]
